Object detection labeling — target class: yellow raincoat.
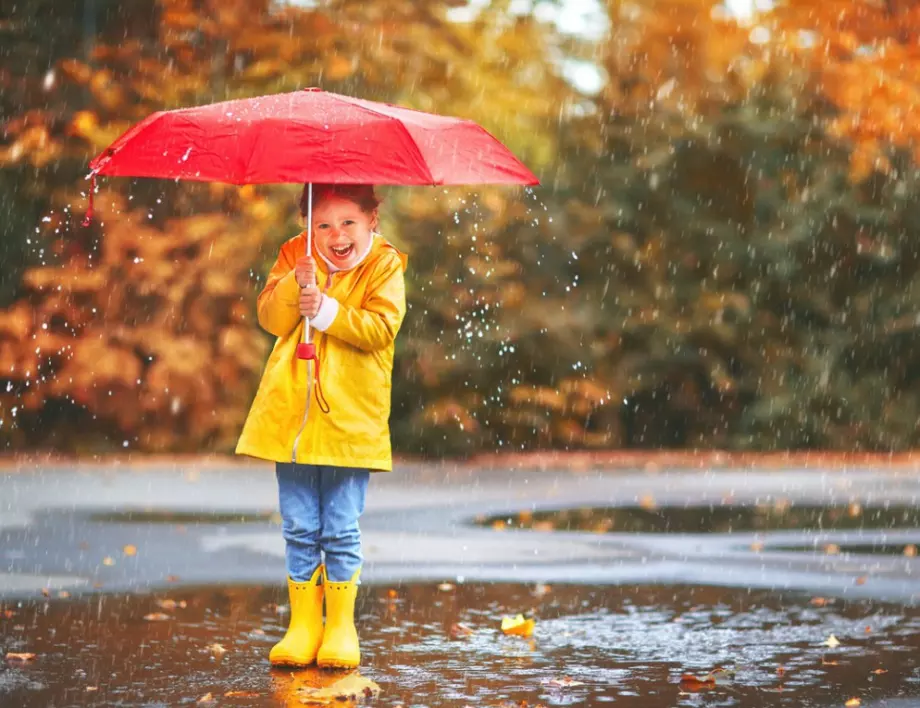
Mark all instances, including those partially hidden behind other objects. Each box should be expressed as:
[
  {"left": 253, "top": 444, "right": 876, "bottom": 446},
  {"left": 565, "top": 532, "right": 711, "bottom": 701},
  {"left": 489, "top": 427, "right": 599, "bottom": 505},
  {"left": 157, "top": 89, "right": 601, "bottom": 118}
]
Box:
[{"left": 235, "top": 231, "right": 407, "bottom": 471}]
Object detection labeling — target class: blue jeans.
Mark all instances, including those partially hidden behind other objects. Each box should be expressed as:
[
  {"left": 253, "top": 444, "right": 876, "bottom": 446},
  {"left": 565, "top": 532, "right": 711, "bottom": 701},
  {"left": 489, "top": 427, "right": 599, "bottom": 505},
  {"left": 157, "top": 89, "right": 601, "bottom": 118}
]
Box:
[{"left": 276, "top": 463, "right": 370, "bottom": 582}]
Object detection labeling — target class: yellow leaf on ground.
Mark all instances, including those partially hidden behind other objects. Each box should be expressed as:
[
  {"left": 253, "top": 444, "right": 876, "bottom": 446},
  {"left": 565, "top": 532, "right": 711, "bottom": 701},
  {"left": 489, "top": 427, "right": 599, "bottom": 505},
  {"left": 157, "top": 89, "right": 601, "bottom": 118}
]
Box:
[
  {"left": 207, "top": 643, "right": 227, "bottom": 655},
  {"left": 143, "top": 612, "right": 170, "bottom": 622},
  {"left": 123, "top": 545, "right": 137, "bottom": 556},
  {"left": 197, "top": 693, "right": 215, "bottom": 704},
  {"left": 871, "top": 668, "right": 888, "bottom": 675},
  {"left": 845, "top": 699, "right": 861, "bottom": 707},
  {"left": 102, "top": 557, "right": 115, "bottom": 566},
  {"left": 295, "top": 672, "right": 381, "bottom": 704},
  {"left": 824, "top": 634, "right": 841, "bottom": 648},
  {"left": 501, "top": 614, "right": 536, "bottom": 637}
]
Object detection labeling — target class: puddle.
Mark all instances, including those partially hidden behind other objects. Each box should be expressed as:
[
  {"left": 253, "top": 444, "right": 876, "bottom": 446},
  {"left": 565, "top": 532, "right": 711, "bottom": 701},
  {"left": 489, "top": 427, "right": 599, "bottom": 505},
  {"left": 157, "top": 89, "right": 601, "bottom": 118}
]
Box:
[
  {"left": 2, "top": 583, "right": 920, "bottom": 706},
  {"left": 481, "top": 505, "right": 920, "bottom": 534},
  {"left": 774, "top": 543, "right": 920, "bottom": 557},
  {"left": 88, "top": 510, "right": 279, "bottom": 524}
]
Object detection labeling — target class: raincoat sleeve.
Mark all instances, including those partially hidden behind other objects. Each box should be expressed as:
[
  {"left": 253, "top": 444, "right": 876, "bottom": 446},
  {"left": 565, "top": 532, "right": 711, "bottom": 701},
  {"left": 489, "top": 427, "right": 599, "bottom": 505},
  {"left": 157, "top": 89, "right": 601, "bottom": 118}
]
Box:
[
  {"left": 322, "top": 254, "right": 406, "bottom": 352},
  {"left": 256, "top": 244, "right": 302, "bottom": 338}
]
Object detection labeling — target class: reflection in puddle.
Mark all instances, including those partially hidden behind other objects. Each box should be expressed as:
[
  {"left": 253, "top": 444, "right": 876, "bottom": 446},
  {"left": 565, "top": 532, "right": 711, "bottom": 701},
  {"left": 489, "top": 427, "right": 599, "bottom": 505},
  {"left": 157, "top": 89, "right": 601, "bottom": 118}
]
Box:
[
  {"left": 1, "top": 583, "right": 919, "bottom": 706},
  {"left": 481, "top": 505, "right": 920, "bottom": 534},
  {"left": 88, "top": 510, "right": 279, "bottom": 524}
]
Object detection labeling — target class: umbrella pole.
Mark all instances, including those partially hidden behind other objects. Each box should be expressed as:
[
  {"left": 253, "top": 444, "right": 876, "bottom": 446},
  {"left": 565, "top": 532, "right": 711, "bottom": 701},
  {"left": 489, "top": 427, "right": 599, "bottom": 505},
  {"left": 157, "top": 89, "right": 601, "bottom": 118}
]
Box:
[
  {"left": 304, "top": 181, "right": 313, "bottom": 344},
  {"left": 292, "top": 183, "right": 314, "bottom": 461}
]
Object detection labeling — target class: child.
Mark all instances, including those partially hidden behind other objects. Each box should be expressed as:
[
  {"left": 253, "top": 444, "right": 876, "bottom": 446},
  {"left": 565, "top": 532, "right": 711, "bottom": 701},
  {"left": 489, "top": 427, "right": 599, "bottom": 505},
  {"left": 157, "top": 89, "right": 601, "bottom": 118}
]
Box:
[{"left": 236, "top": 183, "right": 407, "bottom": 669}]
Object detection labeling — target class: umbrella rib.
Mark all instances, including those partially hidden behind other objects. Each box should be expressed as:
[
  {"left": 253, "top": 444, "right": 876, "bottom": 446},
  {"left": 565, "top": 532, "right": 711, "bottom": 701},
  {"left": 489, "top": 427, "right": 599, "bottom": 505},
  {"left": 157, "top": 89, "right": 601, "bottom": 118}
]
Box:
[{"left": 336, "top": 97, "right": 437, "bottom": 184}]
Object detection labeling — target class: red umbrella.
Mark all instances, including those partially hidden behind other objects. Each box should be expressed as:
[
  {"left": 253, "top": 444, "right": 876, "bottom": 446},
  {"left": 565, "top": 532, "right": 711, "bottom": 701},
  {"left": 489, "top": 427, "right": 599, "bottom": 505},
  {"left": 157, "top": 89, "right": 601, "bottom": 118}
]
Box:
[
  {"left": 84, "top": 86, "right": 538, "bottom": 415},
  {"left": 87, "top": 86, "right": 538, "bottom": 188}
]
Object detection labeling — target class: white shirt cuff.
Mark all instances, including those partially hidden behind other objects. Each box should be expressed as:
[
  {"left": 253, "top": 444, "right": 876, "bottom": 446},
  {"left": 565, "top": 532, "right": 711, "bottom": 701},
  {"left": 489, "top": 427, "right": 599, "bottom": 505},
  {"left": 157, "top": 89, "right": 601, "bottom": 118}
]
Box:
[{"left": 311, "top": 294, "right": 339, "bottom": 331}]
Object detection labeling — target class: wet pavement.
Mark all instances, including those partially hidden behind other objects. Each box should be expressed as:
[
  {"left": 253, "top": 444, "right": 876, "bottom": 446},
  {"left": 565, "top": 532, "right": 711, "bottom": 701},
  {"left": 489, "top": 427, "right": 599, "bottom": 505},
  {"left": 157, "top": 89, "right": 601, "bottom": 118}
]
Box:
[
  {"left": 2, "top": 460, "right": 920, "bottom": 705},
  {"left": 2, "top": 462, "right": 920, "bottom": 602},
  {"left": 3, "top": 581, "right": 920, "bottom": 707}
]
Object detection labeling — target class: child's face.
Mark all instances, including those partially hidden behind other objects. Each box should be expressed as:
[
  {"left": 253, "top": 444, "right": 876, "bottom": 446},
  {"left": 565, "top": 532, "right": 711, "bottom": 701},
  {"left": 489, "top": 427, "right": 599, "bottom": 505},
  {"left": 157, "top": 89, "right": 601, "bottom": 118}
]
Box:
[{"left": 311, "top": 195, "right": 376, "bottom": 270}]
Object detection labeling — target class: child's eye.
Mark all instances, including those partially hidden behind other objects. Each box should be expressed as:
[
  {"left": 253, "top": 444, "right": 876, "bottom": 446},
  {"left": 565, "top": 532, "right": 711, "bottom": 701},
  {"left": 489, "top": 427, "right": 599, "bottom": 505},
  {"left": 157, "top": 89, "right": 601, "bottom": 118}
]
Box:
[
  {"left": 317, "top": 223, "right": 329, "bottom": 229},
  {"left": 343, "top": 220, "right": 354, "bottom": 226}
]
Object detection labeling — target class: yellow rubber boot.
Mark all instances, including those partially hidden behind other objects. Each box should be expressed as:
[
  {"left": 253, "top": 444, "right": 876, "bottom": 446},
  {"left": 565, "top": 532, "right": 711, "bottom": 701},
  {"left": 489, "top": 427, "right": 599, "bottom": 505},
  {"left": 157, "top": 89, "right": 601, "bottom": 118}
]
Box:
[
  {"left": 270, "top": 565, "right": 325, "bottom": 667},
  {"left": 317, "top": 567, "right": 361, "bottom": 669}
]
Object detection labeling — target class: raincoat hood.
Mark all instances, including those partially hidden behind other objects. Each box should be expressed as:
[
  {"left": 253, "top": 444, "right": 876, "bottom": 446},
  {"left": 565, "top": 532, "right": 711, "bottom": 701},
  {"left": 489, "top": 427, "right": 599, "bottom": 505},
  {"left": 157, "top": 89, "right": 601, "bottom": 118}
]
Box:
[{"left": 236, "top": 231, "right": 407, "bottom": 470}]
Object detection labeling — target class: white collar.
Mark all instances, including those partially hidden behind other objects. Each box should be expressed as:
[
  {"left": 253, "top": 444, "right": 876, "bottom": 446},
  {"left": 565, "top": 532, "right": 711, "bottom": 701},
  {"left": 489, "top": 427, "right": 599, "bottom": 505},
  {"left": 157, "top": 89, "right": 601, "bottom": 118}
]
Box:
[{"left": 317, "top": 232, "right": 378, "bottom": 273}]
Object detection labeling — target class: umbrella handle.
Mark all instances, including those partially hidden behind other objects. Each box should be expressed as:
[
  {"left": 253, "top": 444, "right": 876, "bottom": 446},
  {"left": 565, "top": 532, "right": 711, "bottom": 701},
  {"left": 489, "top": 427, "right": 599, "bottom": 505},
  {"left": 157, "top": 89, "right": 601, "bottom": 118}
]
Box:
[{"left": 297, "top": 320, "right": 313, "bottom": 360}]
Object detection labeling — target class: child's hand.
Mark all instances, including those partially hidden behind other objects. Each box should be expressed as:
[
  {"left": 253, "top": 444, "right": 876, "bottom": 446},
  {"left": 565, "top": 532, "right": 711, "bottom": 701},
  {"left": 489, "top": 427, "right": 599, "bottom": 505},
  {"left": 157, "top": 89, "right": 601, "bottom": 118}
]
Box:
[
  {"left": 295, "top": 256, "right": 316, "bottom": 287},
  {"left": 299, "top": 286, "right": 322, "bottom": 319}
]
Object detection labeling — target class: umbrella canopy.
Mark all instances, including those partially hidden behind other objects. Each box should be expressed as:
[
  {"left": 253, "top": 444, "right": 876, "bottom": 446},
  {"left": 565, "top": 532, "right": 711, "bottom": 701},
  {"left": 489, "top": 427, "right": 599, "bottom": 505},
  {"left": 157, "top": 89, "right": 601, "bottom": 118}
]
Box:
[{"left": 88, "top": 87, "right": 539, "bottom": 187}]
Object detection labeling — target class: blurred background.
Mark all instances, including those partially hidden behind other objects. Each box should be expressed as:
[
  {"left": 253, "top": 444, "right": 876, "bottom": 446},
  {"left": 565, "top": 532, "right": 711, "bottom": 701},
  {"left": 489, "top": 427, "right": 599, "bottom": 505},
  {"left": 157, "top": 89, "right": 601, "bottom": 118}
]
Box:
[{"left": 2, "top": 0, "right": 917, "bottom": 459}]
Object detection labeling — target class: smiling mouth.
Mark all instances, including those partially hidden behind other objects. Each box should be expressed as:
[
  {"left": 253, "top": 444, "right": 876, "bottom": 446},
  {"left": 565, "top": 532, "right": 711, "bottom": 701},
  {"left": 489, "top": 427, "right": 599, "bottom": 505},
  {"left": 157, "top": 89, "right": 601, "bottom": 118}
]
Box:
[{"left": 330, "top": 244, "right": 354, "bottom": 258}]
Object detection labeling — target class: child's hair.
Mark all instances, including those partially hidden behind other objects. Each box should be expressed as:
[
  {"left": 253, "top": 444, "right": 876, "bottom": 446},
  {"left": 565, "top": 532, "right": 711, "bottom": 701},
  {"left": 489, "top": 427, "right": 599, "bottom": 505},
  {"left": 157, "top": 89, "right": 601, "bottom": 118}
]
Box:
[{"left": 300, "top": 183, "right": 381, "bottom": 218}]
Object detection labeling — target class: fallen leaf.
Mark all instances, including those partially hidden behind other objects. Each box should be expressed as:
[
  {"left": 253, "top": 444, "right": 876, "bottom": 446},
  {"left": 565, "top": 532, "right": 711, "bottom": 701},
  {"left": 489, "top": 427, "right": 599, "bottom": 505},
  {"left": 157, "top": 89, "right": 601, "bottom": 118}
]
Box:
[
  {"left": 123, "top": 545, "right": 137, "bottom": 556},
  {"left": 904, "top": 544, "right": 917, "bottom": 557},
  {"left": 824, "top": 634, "right": 841, "bottom": 648},
  {"left": 102, "top": 557, "right": 115, "bottom": 566},
  {"left": 207, "top": 643, "right": 227, "bottom": 655},
  {"left": 532, "top": 521, "right": 555, "bottom": 532},
  {"left": 865, "top": 626, "right": 872, "bottom": 633},
  {"left": 252, "top": 629, "right": 265, "bottom": 636},
  {"left": 57, "top": 591, "right": 70, "bottom": 599},
  {"left": 85, "top": 686, "right": 98, "bottom": 692},
  {"left": 41, "top": 588, "right": 50, "bottom": 597},
  {"left": 639, "top": 494, "right": 657, "bottom": 510},
  {"left": 822, "top": 658, "right": 840, "bottom": 666},
  {"left": 295, "top": 672, "right": 380, "bottom": 704},
  {"left": 824, "top": 544, "right": 841, "bottom": 555},
  {"left": 776, "top": 666, "right": 786, "bottom": 676},
  {"left": 501, "top": 614, "right": 536, "bottom": 638},
  {"left": 155, "top": 599, "right": 187, "bottom": 610},
  {"left": 532, "top": 583, "right": 552, "bottom": 597},
  {"left": 543, "top": 676, "right": 584, "bottom": 688},
  {"left": 845, "top": 699, "right": 861, "bottom": 707},
  {"left": 166, "top": 575, "right": 180, "bottom": 583},
  {"left": 848, "top": 503, "right": 862, "bottom": 517},
  {"left": 491, "top": 520, "right": 507, "bottom": 531},
  {"left": 678, "top": 666, "right": 732, "bottom": 691},
  {"left": 871, "top": 668, "right": 888, "bottom": 675},
  {"left": 750, "top": 541, "right": 765, "bottom": 552},
  {"left": 679, "top": 673, "right": 716, "bottom": 691},
  {"left": 387, "top": 589, "right": 398, "bottom": 599},
  {"left": 2, "top": 610, "right": 14, "bottom": 618},
  {"left": 811, "top": 597, "right": 831, "bottom": 607},
  {"left": 143, "top": 612, "right": 170, "bottom": 622},
  {"left": 224, "top": 690, "right": 260, "bottom": 697},
  {"left": 450, "top": 622, "right": 474, "bottom": 639},
  {"left": 5, "top": 652, "right": 36, "bottom": 662},
  {"left": 438, "top": 583, "right": 455, "bottom": 592},
  {"left": 855, "top": 576, "right": 867, "bottom": 585},
  {"left": 197, "top": 693, "right": 215, "bottom": 704}
]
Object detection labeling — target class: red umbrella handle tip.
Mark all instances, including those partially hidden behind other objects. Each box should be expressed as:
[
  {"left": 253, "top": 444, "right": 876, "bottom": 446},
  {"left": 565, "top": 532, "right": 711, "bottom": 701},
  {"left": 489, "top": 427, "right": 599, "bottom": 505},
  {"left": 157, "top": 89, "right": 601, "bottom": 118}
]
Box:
[{"left": 297, "top": 343, "right": 316, "bottom": 360}]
